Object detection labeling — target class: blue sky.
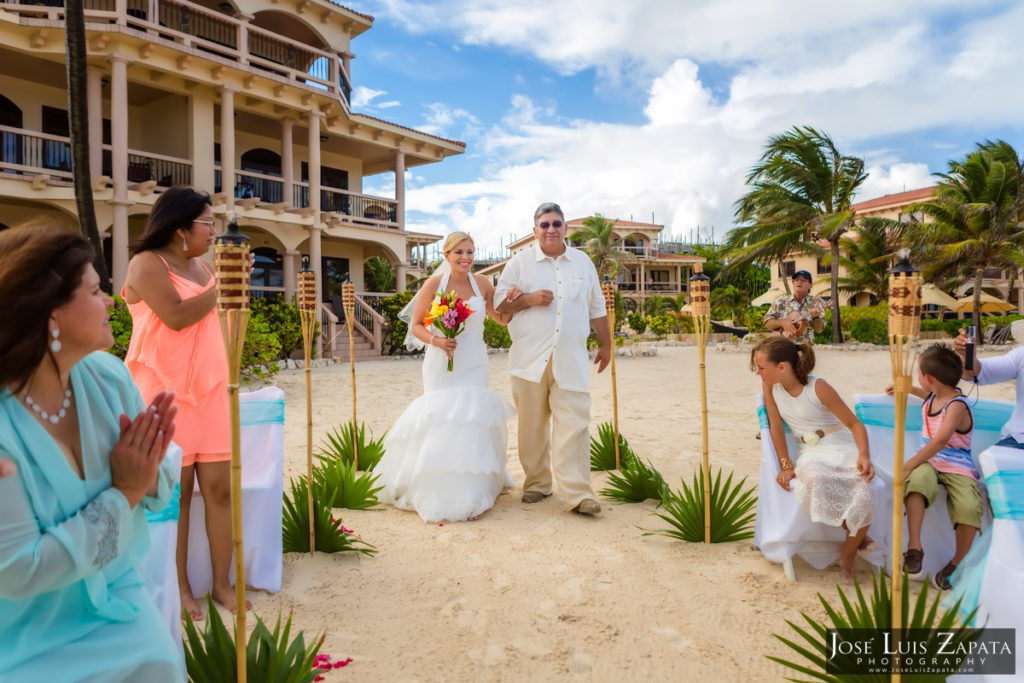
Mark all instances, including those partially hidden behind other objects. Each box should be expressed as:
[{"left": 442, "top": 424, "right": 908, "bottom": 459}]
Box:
[{"left": 344, "top": 0, "right": 1024, "bottom": 257}]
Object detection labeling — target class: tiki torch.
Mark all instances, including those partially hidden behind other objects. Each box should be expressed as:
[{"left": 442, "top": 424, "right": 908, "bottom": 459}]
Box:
[
  {"left": 342, "top": 278, "right": 358, "bottom": 469},
  {"left": 887, "top": 249, "right": 922, "bottom": 678},
  {"left": 214, "top": 212, "right": 250, "bottom": 682},
  {"left": 298, "top": 257, "right": 317, "bottom": 555},
  {"left": 689, "top": 263, "right": 712, "bottom": 544},
  {"left": 601, "top": 278, "right": 621, "bottom": 470}
]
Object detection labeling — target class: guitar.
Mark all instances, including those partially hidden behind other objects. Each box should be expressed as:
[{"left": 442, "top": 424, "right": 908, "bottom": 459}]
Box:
[{"left": 780, "top": 301, "right": 832, "bottom": 339}]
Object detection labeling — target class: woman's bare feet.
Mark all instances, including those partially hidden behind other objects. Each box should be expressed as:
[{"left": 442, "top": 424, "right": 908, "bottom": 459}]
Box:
[
  {"left": 212, "top": 585, "right": 253, "bottom": 613},
  {"left": 181, "top": 593, "right": 204, "bottom": 621},
  {"left": 858, "top": 535, "right": 876, "bottom": 555},
  {"left": 839, "top": 565, "right": 857, "bottom": 586}
]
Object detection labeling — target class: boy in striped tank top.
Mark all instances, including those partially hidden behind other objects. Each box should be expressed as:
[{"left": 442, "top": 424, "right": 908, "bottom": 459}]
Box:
[{"left": 899, "top": 345, "right": 981, "bottom": 590}]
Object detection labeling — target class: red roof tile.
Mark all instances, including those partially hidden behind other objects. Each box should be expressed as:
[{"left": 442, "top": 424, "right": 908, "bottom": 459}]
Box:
[{"left": 851, "top": 186, "right": 936, "bottom": 212}]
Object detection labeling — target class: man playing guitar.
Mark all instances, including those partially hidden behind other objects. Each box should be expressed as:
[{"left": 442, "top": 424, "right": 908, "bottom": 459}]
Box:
[{"left": 763, "top": 269, "right": 832, "bottom": 344}]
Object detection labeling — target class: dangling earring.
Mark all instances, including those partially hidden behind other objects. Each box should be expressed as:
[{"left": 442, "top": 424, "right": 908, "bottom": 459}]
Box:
[
  {"left": 50, "top": 328, "right": 62, "bottom": 353},
  {"left": 182, "top": 237, "right": 189, "bottom": 253}
]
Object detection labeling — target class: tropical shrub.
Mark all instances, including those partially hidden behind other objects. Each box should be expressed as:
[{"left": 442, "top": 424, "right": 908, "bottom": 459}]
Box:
[
  {"left": 626, "top": 311, "right": 647, "bottom": 335},
  {"left": 316, "top": 421, "right": 385, "bottom": 471},
  {"left": 590, "top": 421, "right": 636, "bottom": 471},
  {"left": 601, "top": 457, "right": 670, "bottom": 504},
  {"left": 647, "top": 312, "right": 677, "bottom": 338},
  {"left": 378, "top": 290, "right": 417, "bottom": 355},
  {"left": 768, "top": 571, "right": 979, "bottom": 681},
  {"left": 646, "top": 467, "right": 757, "bottom": 543},
  {"left": 483, "top": 317, "right": 512, "bottom": 348},
  {"left": 108, "top": 293, "right": 133, "bottom": 359},
  {"left": 241, "top": 308, "right": 282, "bottom": 381},
  {"left": 363, "top": 256, "right": 396, "bottom": 293},
  {"left": 849, "top": 318, "right": 888, "bottom": 345},
  {"left": 183, "top": 594, "right": 324, "bottom": 683},
  {"left": 250, "top": 295, "right": 310, "bottom": 360},
  {"left": 745, "top": 306, "right": 766, "bottom": 332},
  {"left": 313, "top": 457, "right": 383, "bottom": 510},
  {"left": 281, "top": 477, "right": 376, "bottom": 555}
]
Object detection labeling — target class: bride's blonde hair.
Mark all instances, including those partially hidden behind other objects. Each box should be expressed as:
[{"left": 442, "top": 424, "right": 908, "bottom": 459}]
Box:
[{"left": 443, "top": 231, "right": 473, "bottom": 253}]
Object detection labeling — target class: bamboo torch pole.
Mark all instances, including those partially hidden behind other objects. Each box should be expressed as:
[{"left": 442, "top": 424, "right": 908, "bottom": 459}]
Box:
[
  {"left": 886, "top": 249, "right": 922, "bottom": 683},
  {"left": 689, "top": 264, "right": 712, "bottom": 544},
  {"left": 601, "top": 278, "right": 621, "bottom": 469},
  {"left": 298, "top": 258, "right": 317, "bottom": 555},
  {"left": 342, "top": 279, "right": 358, "bottom": 469},
  {"left": 214, "top": 213, "right": 250, "bottom": 682}
]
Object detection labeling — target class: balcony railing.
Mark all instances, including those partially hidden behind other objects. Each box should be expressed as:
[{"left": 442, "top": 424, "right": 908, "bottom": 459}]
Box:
[
  {"left": 294, "top": 182, "right": 399, "bottom": 229},
  {"left": 1, "top": 0, "right": 351, "bottom": 106},
  {"left": 117, "top": 148, "right": 192, "bottom": 187},
  {"left": 0, "top": 125, "right": 73, "bottom": 180},
  {"left": 234, "top": 170, "right": 283, "bottom": 204}
]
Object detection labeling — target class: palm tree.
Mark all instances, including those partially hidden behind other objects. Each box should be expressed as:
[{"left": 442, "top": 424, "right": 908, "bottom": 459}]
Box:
[
  {"left": 710, "top": 285, "right": 750, "bottom": 322},
  {"left": 726, "top": 126, "right": 868, "bottom": 342},
  {"left": 66, "top": 0, "right": 109, "bottom": 291},
  {"left": 904, "top": 141, "right": 1024, "bottom": 331},
  {"left": 569, "top": 214, "right": 633, "bottom": 280},
  {"left": 363, "top": 256, "right": 396, "bottom": 292},
  {"left": 824, "top": 218, "right": 895, "bottom": 303}
]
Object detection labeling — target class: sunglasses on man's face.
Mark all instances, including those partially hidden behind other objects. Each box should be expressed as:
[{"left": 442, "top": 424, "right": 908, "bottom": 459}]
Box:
[{"left": 537, "top": 220, "right": 564, "bottom": 230}]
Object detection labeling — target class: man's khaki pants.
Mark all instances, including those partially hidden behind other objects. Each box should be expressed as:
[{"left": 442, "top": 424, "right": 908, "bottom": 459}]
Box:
[{"left": 511, "top": 361, "right": 595, "bottom": 508}]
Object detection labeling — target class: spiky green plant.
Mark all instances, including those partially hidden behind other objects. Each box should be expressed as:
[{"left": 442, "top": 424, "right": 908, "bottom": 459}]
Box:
[
  {"left": 645, "top": 467, "right": 757, "bottom": 543},
  {"left": 768, "top": 571, "right": 980, "bottom": 681},
  {"left": 282, "top": 477, "right": 376, "bottom": 555},
  {"left": 313, "top": 456, "right": 384, "bottom": 510},
  {"left": 589, "top": 421, "right": 637, "bottom": 471},
  {"left": 600, "top": 457, "right": 669, "bottom": 504},
  {"left": 316, "top": 420, "right": 385, "bottom": 471},
  {"left": 183, "top": 595, "right": 324, "bottom": 683}
]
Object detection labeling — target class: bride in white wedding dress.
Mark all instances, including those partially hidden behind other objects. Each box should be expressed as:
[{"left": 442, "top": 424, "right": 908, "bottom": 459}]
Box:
[{"left": 376, "top": 232, "right": 519, "bottom": 522}]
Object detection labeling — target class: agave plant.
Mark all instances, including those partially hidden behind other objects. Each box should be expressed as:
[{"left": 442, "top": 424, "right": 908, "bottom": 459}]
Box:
[
  {"left": 316, "top": 420, "right": 385, "bottom": 471},
  {"left": 282, "top": 477, "right": 376, "bottom": 555},
  {"left": 600, "top": 457, "right": 669, "bottom": 504},
  {"left": 313, "top": 456, "right": 384, "bottom": 510},
  {"left": 589, "top": 421, "right": 637, "bottom": 471},
  {"left": 646, "top": 467, "right": 756, "bottom": 543},
  {"left": 183, "top": 595, "right": 324, "bottom": 683},
  {"left": 768, "top": 571, "right": 980, "bottom": 681}
]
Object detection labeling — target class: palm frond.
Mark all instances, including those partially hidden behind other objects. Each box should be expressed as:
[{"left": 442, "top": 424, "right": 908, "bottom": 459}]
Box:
[
  {"left": 589, "top": 421, "right": 637, "bottom": 471},
  {"left": 600, "top": 457, "right": 669, "bottom": 504},
  {"left": 313, "top": 456, "right": 384, "bottom": 510},
  {"left": 282, "top": 476, "right": 377, "bottom": 555},
  {"left": 316, "top": 420, "right": 385, "bottom": 471},
  {"left": 644, "top": 467, "right": 757, "bottom": 543}
]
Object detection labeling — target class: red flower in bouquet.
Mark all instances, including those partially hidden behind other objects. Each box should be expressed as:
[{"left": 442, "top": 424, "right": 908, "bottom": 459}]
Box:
[{"left": 423, "top": 289, "right": 475, "bottom": 371}]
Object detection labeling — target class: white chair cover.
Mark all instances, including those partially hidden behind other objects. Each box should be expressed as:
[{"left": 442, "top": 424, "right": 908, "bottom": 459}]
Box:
[
  {"left": 186, "top": 386, "right": 284, "bottom": 596},
  {"left": 852, "top": 394, "right": 1007, "bottom": 580},
  {"left": 754, "top": 394, "right": 887, "bottom": 578},
  {"left": 139, "top": 442, "right": 185, "bottom": 679}
]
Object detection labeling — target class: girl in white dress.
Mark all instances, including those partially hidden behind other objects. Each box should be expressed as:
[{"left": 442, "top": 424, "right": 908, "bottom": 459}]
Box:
[
  {"left": 376, "top": 232, "right": 518, "bottom": 522},
  {"left": 752, "top": 336, "right": 876, "bottom": 582}
]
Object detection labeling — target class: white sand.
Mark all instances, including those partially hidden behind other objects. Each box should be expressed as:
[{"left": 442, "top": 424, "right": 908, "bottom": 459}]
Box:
[{"left": 240, "top": 345, "right": 1015, "bottom": 682}]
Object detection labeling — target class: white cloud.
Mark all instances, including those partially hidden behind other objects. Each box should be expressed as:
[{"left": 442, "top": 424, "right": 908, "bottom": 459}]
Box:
[
  {"left": 378, "top": 1, "right": 1024, "bottom": 252},
  {"left": 351, "top": 86, "right": 392, "bottom": 109}
]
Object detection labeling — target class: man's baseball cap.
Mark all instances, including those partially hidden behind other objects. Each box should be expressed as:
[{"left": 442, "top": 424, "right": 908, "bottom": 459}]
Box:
[{"left": 792, "top": 270, "right": 813, "bottom": 282}]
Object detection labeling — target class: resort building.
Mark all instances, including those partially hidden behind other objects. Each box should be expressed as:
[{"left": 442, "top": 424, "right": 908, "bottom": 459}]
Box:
[
  {"left": 478, "top": 218, "right": 705, "bottom": 309},
  {"left": 0, "top": 0, "right": 463, "bottom": 356}
]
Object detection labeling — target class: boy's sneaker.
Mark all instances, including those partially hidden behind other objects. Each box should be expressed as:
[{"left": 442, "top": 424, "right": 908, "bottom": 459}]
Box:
[
  {"left": 934, "top": 561, "right": 958, "bottom": 590},
  {"left": 903, "top": 548, "right": 924, "bottom": 575}
]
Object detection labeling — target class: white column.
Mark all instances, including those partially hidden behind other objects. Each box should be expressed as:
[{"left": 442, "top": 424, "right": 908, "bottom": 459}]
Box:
[
  {"left": 309, "top": 226, "right": 323, "bottom": 354},
  {"left": 219, "top": 87, "right": 236, "bottom": 209},
  {"left": 396, "top": 264, "right": 407, "bottom": 292},
  {"left": 189, "top": 91, "right": 215, "bottom": 191},
  {"left": 87, "top": 66, "right": 104, "bottom": 179},
  {"left": 394, "top": 149, "right": 405, "bottom": 231},
  {"left": 283, "top": 249, "right": 298, "bottom": 302},
  {"left": 306, "top": 110, "right": 322, "bottom": 216},
  {"left": 281, "top": 118, "right": 294, "bottom": 207},
  {"left": 107, "top": 54, "right": 131, "bottom": 291}
]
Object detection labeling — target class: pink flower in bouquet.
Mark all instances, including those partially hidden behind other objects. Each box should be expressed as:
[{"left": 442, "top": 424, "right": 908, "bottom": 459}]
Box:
[{"left": 424, "top": 289, "right": 475, "bottom": 371}]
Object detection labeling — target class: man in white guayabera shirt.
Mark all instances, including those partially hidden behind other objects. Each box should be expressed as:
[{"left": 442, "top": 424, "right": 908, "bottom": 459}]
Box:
[{"left": 494, "top": 202, "right": 612, "bottom": 515}]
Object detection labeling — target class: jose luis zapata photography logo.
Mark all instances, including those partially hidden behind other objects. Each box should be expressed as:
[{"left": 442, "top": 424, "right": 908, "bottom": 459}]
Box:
[{"left": 826, "top": 629, "right": 1016, "bottom": 676}]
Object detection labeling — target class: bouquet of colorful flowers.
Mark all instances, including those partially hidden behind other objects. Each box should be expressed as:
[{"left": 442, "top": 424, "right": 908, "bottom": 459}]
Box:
[{"left": 423, "top": 290, "right": 475, "bottom": 371}]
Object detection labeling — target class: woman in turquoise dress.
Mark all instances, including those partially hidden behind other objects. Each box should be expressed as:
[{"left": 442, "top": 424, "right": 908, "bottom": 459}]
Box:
[{"left": 0, "top": 223, "right": 184, "bottom": 681}]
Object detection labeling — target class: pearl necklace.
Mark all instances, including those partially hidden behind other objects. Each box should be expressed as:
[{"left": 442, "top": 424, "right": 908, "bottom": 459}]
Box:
[{"left": 25, "top": 389, "right": 73, "bottom": 425}]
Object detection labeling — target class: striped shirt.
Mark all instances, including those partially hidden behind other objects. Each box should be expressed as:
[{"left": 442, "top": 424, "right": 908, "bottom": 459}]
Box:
[{"left": 920, "top": 393, "right": 978, "bottom": 480}]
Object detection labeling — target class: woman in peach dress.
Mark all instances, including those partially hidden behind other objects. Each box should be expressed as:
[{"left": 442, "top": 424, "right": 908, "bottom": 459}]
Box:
[{"left": 123, "top": 187, "right": 247, "bottom": 618}]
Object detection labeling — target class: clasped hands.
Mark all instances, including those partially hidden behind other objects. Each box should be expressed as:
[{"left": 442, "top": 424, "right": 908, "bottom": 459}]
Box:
[{"left": 110, "top": 391, "right": 177, "bottom": 509}]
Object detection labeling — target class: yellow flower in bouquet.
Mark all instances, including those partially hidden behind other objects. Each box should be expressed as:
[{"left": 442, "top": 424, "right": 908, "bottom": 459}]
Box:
[{"left": 423, "top": 290, "right": 474, "bottom": 371}]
